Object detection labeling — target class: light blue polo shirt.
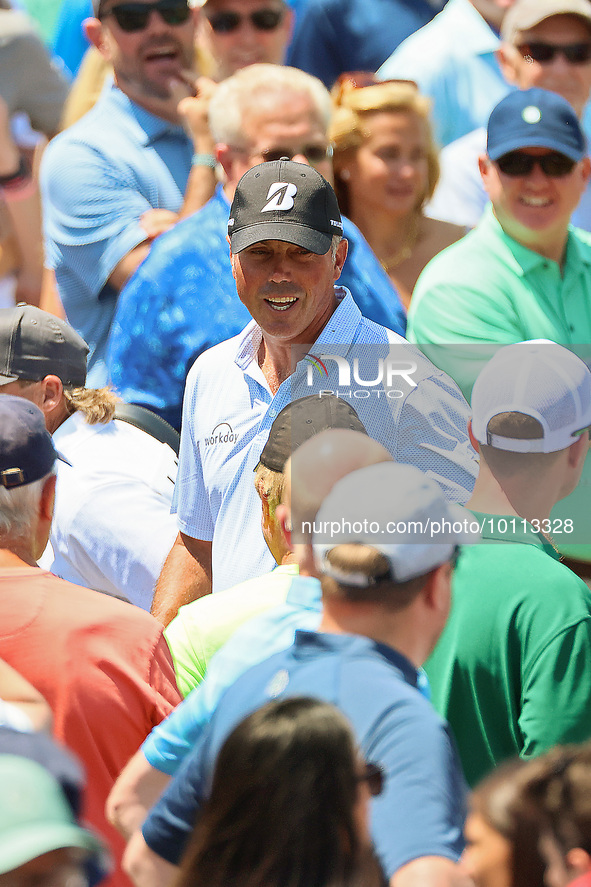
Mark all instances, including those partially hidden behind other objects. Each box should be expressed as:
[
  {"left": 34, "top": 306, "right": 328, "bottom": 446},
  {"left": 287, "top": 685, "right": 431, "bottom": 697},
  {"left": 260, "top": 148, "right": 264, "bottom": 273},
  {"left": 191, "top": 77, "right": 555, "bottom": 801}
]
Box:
[
  {"left": 174, "top": 289, "right": 478, "bottom": 592},
  {"left": 40, "top": 83, "right": 193, "bottom": 386},
  {"left": 142, "top": 630, "right": 467, "bottom": 878},
  {"left": 377, "top": 0, "right": 511, "bottom": 147},
  {"left": 143, "top": 574, "right": 322, "bottom": 773}
]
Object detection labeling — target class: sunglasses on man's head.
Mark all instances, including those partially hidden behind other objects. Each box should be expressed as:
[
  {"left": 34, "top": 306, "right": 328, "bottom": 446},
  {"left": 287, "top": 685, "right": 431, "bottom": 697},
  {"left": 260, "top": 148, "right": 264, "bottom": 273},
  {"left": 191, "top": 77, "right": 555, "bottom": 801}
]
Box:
[
  {"left": 357, "top": 762, "right": 385, "bottom": 797},
  {"left": 206, "top": 7, "right": 285, "bottom": 33},
  {"left": 517, "top": 41, "right": 591, "bottom": 65},
  {"left": 99, "top": 0, "right": 191, "bottom": 32},
  {"left": 495, "top": 150, "right": 577, "bottom": 178},
  {"left": 259, "top": 144, "right": 333, "bottom": 164}
]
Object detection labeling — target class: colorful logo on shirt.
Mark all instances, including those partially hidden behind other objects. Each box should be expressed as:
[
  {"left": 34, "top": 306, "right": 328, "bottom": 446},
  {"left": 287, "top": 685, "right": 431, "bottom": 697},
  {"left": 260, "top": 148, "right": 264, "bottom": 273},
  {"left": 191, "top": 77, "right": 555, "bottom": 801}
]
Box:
[
  {"left": 304, "top": 354, "right": 329, "bottom": 377},
  {"left": 204, "top": 422, "right": 239, "bottom": 447}
]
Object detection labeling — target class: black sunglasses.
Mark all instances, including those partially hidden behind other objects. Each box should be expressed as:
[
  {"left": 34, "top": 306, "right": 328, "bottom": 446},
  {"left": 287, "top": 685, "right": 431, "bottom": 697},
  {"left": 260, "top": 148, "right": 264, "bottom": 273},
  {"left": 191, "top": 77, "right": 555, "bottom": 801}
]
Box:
[
  {"left": 517, "top": 41, "right": 591, "bottom": 64},
  {"left": 206, "top": 8, "right": 284, "bottom": 33},
  {"left": 357, "top": 762, "right": 385, "bottom": 797},
  {"left": 495, "top": 150, "right": 577, "bottom": 178},
  {"left": 260, "top": 144, "right": 333, "bottom": 164},
  {"left": 99, "top": 0, "right": 191, "bottom": 32}
]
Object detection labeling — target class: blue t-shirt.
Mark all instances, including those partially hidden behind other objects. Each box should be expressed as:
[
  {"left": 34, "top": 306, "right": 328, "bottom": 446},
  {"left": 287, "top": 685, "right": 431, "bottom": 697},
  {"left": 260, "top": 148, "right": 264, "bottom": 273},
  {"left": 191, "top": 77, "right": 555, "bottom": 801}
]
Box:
[
  {"left": 286, "top": 0, "right": 438, "bottom": 89},
  {"left": 106, "top": 185, "right": 406, "bottom": 430},
  {"left": 142, "top": 631, "right": 466, "bottom": 878},
  {"left": 41, "top": 83, "right": 193, "bottom": 386}
]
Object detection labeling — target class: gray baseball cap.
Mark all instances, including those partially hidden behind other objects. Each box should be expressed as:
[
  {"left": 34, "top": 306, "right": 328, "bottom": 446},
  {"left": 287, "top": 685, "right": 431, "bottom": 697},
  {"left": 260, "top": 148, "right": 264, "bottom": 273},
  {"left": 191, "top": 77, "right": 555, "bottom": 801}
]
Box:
[
  {"left": 501, "top": 0, "right": 591, "bottom": 43},
  {"left": 0, "top": 304, "right": 88, "bottom": 387}
]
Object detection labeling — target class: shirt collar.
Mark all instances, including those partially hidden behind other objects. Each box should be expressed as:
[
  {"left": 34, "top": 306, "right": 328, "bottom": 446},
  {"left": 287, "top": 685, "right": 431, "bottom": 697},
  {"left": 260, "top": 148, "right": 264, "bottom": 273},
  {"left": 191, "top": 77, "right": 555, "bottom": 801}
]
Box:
[
  {"left": 446, "top": 0, "right": 501, "bottom": 55},
  {"left": 470, "top": 510, "right": 561, "bottom": 559},
  {"left": 106, "top": 83, "right": 187, "bottom": 146},
  {"left": 482, "top": 206, "right": 585, "bottom": 276}
]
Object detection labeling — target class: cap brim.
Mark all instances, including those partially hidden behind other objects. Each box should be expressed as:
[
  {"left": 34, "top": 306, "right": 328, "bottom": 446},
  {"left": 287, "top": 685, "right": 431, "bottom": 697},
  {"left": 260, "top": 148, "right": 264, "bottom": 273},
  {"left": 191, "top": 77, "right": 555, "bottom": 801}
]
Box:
[
  {"left": 0, "top": 823, "right": 106, "bottom": 875},
  {"left": 230, "top": 222, "right": 332, "bottom": 255},
  {"left": 488, "top": 136, "right": 584, "bottom": 162}
]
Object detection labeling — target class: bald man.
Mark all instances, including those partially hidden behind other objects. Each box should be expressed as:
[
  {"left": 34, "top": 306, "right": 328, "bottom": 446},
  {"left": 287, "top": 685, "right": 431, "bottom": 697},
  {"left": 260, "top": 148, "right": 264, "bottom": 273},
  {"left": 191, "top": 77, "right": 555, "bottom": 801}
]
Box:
[{"left": 107, "top": 427, "right": 391, "bottom": 839}]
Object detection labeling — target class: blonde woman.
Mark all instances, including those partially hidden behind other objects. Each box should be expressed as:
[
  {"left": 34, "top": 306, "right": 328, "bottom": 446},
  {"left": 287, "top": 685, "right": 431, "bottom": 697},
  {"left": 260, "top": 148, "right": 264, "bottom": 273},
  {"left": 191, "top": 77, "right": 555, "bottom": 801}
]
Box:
[{"left": 330, "top": 73, "right": 465, "bottom": 309}]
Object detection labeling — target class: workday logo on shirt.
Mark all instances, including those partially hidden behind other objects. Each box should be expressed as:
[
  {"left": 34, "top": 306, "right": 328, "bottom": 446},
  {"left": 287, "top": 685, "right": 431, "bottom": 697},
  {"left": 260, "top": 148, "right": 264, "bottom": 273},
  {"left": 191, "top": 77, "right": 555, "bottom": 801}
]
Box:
[{"left": 204, "top": 422, "right": 239, "bottom": 448}]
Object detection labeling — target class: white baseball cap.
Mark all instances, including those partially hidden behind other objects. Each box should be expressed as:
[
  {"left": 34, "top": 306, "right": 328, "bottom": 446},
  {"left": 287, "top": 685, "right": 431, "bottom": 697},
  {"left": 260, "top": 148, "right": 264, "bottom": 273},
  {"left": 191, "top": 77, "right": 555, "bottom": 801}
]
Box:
[
  {"left": 471, "top": 341, "right": 591, "bottom": 453},
  {"left": 312, "top": 462, "right": 478, "bottom": 585}
]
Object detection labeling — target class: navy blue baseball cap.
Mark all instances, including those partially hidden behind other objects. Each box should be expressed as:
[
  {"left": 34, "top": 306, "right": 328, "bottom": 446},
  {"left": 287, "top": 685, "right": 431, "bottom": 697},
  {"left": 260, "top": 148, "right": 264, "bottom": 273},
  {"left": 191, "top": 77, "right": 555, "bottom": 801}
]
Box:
[
  {"left": 0, "top": 396, "right": 70, "bottom": 489},
  {"left": 487, "top": 88, "right": 586, "bottom": 162}
]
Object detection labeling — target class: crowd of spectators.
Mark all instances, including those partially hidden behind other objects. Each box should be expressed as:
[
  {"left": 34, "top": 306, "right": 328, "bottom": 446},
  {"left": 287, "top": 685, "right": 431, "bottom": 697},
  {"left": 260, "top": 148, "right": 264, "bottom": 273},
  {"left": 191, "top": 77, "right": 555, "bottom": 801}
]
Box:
[{"left": 4, "top": 2, "right": 591, "bottom": 887}]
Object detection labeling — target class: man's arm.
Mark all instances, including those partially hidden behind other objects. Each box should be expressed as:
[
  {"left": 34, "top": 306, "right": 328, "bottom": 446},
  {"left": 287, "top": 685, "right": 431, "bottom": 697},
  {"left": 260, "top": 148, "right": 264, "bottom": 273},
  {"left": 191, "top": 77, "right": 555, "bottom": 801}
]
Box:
[
  {"left": 107, "top": 750, "right": 171, "bottom": 840},
  {"left": 392, "top": 857, "right": 472, "bottom": 887},
  {"left": 124, "top": 829, "right": 178, "bottom": 887},
  {"left": 151, "top": 533, "right": 212, "bottom": 627}
]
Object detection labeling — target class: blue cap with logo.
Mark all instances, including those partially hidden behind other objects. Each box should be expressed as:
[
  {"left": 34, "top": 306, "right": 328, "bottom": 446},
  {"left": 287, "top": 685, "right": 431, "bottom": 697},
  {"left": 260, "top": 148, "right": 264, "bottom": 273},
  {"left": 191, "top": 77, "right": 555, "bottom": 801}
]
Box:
[
  {"left": 487, "top": 88, "right": 586, "bottom": 162},
  {"left": 0, "top": 396, "right": 70, "bottom": 490}
]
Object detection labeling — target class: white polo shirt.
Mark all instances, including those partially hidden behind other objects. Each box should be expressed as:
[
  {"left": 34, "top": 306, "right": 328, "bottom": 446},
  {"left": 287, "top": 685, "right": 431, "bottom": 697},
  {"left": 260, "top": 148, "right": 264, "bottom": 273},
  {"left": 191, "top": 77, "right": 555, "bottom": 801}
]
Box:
[
  {"left": 174, "top": 289, "right": 478, "bottom": 592},
  {"left": 40, "top": 411, "right": 178, "bottom": 610}
]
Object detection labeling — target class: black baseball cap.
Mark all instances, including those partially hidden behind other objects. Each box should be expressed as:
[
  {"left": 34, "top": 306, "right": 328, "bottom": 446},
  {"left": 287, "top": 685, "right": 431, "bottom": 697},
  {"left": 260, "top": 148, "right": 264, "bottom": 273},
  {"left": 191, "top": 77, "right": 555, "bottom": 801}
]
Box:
[
  {"left": 228, "top": 159, "right": 343, "bottom": 255},
  {"left": 0, "top": 305, "right": 88, "bottom": 388},
  {"left": 0, "top": 396, "right": 70, "bottom": 489},
  {"left": 257, "top": 394, "right": 366, "bottom": 473}
]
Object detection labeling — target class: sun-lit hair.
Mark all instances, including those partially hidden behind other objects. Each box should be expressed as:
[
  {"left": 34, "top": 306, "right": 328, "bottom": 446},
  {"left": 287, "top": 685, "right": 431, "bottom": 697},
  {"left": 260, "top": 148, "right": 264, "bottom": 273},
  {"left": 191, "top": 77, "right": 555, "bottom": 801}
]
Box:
[
  {"left": 208, "top": 64, "right": 332, "bottom": 148},
  {"left": 253, "top": 463, "right": 285, "bottom": 519},
  {"left": 63, "top": 386, "right": 120, "bottom": 425},
  {"left": 329, "top": 78, "right": 439, "bottom": 216}
]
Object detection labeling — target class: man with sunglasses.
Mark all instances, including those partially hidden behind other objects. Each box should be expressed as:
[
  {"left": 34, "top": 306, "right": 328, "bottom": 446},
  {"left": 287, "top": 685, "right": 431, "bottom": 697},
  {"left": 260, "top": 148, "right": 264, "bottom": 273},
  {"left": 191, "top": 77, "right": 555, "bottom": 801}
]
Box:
[
  {"left": 425, "top": 342, "right": 591, "bottom": 788},
  {"left": 197, "top": 0, "right": 293, "bottom": 81},
  {"left": 40, "top": 0, "right": 218, "bottom": 386},
  {"left": 429, "top": 0, "right": 591, "bottom": 229},
  {"left": 124, "top": 462, "right": 473, "bottom": 887},
  {"left": 409, "top": 87, "right": 591, "bottom": 578}
]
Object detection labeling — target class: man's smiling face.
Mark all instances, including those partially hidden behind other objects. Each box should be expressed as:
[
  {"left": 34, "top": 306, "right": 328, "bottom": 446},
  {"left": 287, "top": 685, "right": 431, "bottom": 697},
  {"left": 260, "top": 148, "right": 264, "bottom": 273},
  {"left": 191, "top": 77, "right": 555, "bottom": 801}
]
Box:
[
  {"left": 479, "top": 146, "right": 590, "bottom": 255},
  {"left": 230, "top": 238, "right": 347, "bottom": 348}
]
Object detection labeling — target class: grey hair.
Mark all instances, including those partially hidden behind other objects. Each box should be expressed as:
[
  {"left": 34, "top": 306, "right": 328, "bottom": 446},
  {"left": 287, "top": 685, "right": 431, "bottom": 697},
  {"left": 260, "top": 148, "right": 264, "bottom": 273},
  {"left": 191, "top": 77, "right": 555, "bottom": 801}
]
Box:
[
  {"left": 330, "top": 234, "right": 342, "bottom": 262},
  {"left": 0, "top": 470, "right": 55, "bottom": 542},
  {"left": 208, "top": 64, "right": 332, "bottom": 147}
]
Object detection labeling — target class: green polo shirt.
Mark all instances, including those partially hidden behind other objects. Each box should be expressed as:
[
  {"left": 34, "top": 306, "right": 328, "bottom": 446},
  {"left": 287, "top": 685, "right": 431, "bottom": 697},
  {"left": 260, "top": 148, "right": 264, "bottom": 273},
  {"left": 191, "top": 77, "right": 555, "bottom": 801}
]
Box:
[
  {"left": 407, "top": 208, "right": 591, "bottom": 559},
  {"left": 426, "top": 513, "right": 591, "bottom": 788}
]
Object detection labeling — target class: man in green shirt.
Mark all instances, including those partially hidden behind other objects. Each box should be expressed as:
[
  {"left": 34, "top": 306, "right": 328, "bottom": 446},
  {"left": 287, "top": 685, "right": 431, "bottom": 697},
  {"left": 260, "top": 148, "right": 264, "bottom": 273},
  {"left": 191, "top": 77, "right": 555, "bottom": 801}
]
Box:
[
  {"left": 408, "top": 86, "right": 591, "bottom": 568},
  {"left": 426, "top": 341, "right": 591, "bottom": 787}
]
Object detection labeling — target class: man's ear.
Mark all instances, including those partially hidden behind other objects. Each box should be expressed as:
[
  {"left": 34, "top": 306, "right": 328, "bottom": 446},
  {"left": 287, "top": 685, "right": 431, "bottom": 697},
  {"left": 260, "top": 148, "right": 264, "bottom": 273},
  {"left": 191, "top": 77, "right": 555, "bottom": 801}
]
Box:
[
  {"left": 275, "top": 502, "right": 292, "bottom": 550},
  {"left": 495, "top": 44, "right": 520, "bottom": 86},
  {"left": 568, "top": 431, "right": 589, "bottom": 470},
  {"left": 84, "top": 17, "right": 111, "bottom": 58},
  {"left": 467, "top": 418, "right": 480, "bottom": 454},
  {"left": 39, "top": 375, "right": 64, "bottom": 417},
  {"left": 333, "top": 238, "right": 348, "bottom": 281}
]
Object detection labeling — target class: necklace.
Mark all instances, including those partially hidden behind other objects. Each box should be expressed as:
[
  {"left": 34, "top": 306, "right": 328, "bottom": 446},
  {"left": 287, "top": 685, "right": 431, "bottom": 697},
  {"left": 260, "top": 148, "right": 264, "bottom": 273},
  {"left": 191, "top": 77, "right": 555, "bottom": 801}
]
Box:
[{"left": 380, "top": 214, "right": 421, "bottom": 272}]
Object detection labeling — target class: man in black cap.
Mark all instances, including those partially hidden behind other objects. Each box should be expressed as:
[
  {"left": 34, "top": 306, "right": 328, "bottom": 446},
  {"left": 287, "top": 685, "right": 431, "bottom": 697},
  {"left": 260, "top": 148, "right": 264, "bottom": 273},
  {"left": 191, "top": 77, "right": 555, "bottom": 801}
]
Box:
[
  {"left": 0, "top": 303, "right": 178, "bottom": 610},
  {"left": 0, "top": 396, "right": 181, "bottom": 887},
  {"left": 152, "top": 158, "right": 478, "bottom": 624}
]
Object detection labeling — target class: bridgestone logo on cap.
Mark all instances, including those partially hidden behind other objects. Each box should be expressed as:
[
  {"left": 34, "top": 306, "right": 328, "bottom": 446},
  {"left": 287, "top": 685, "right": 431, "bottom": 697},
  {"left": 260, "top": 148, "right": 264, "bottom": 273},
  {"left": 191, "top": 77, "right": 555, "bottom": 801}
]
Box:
[{"left": 262, "top": 182, "right": 298, "bottom": 212}]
